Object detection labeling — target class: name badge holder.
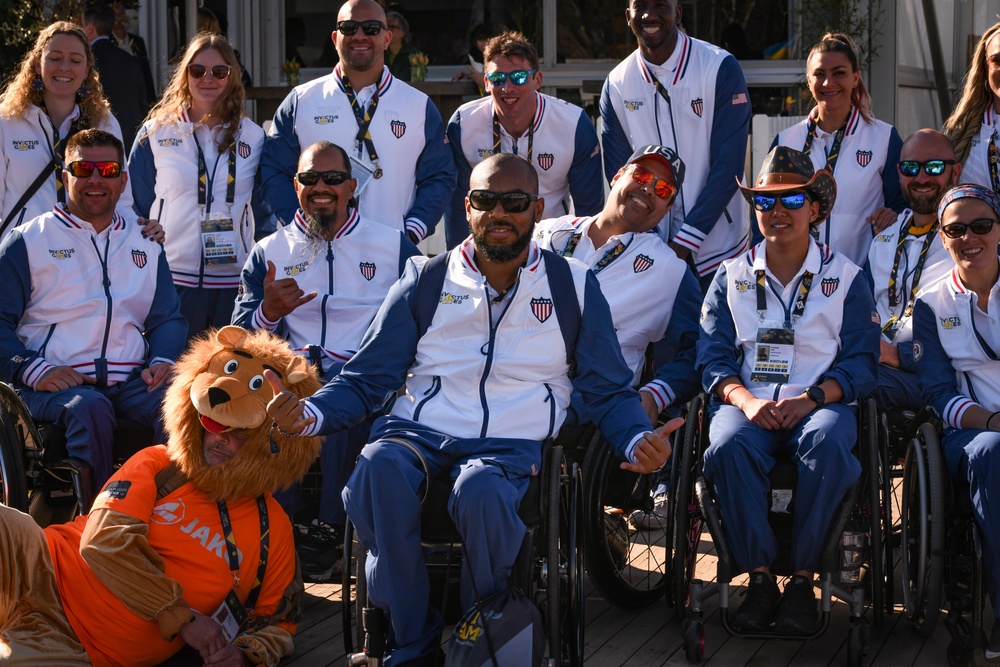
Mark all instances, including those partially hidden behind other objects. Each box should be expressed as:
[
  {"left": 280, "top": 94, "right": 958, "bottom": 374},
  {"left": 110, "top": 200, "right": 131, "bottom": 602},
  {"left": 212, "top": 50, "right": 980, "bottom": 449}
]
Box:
[
  {"left": 751, "top": 322, "right": 795, "bottom": 383},
  {"left": 202, "top": 211, "right": 237, "bottom": 265}
]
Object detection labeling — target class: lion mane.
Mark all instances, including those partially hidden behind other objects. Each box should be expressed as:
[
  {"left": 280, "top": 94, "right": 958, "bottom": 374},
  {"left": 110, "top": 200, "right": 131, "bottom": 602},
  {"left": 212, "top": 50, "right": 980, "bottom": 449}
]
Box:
[{"left": 162, "top": 326, "right": 322, "bottom": 500}]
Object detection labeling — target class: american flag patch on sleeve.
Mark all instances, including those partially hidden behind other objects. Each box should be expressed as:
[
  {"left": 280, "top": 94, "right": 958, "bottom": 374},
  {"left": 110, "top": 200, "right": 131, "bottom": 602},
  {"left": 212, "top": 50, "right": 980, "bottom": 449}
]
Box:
[{"left": 732, "top": 93, "right": 748, "bottom": 105}]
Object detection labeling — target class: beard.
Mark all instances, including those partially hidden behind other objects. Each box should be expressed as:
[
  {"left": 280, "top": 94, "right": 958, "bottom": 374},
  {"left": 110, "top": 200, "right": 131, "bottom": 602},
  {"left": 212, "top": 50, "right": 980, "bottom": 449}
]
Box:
[
  {"left": 472, "top": 220, "right": 534, "bottom": 263},
  {"left": 905, "top": 184, "right": 946, "bottom": 215},
  {"left": 302, "top": 208, "right": 338, "bottom": 238}
]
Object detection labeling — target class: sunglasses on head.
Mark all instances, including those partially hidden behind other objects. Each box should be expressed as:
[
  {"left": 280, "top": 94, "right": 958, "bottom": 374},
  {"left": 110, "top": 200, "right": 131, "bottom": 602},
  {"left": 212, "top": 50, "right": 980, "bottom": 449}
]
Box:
[
  {"left": 296, "top": 170, "right": 350, "bottom": 186},
  {"left": 187, "top": 64, "right": 232, "bottom": 80},
  {"left": 66, "top": 160, "right": 122, "bottom": 178},
  {"left": 628, "top": 164, "right": 676, "bottom": 201},
  {"left": 898, "top": 159, "right": 956, "bottom": 177},
  {"left": 484, "top": 69, "right": 537, "bottom": 87},
  {"left": 468, "top": 189, "right": 537, "bottom": 213},
  {"left": 941, "top": 218, "right": 998, "bottom": 239},
  {"left": 337, "top": 20, "right": 386, "bottom": 36},
  {"left": 752, "top": 192, "right": 810, "bottom": 212}
]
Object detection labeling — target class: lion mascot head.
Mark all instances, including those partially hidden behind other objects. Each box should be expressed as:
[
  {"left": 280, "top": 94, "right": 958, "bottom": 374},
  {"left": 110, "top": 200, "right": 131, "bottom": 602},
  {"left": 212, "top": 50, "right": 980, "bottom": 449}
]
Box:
[{"left": 162, "top": 326, "right": 322, "bottom": 500}]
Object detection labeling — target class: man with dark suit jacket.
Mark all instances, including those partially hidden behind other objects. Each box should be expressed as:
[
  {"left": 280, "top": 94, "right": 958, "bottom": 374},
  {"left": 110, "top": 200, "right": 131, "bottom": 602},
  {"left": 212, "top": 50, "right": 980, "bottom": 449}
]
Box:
[
  {"left": 82, "top": 4, "right": 150, "bottom": 151},
  {"left": 111, "top": 1, "right": 156, "bottom": 105}
]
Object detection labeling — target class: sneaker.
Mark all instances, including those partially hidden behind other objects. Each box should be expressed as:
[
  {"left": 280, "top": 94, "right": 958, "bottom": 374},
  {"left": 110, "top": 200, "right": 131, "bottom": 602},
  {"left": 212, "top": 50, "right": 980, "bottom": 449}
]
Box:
[
  {"left": 773, "top": 575, "right": 818, "bottom": 633},
  {"left": 629, "top": 492, "right": 670, "bottom": 531},
  {"left": 986, "top": 620, "right": 1000, "bottom": 662},
  {"left": 603, "top": 511, "right": 629, "bottom": 570},
  {"left": 729, "top": 572, "right": 780, "bottom": 631},
  {"left": 297, "top": 519, "right": 344, "bottom": 582}
]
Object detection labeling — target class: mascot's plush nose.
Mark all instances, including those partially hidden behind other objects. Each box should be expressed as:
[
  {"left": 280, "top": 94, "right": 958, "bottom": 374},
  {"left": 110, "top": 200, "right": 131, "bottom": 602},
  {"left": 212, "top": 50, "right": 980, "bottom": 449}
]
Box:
[{"left": 208, "top": 386, "right": 231, "bottom": 407}]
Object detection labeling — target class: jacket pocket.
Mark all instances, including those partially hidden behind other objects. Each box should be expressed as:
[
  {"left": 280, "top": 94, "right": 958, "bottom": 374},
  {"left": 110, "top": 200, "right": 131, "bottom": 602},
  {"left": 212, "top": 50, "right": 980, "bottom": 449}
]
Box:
[{"left": 412, "top": 375, "right": 441, "bottom": 421}]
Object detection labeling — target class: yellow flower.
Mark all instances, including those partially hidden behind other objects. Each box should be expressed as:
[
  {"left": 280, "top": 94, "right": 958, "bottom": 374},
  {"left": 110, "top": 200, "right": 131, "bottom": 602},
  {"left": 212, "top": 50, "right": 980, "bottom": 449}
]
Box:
[
  {"left": 409, "top": 52, "right": 428, "bottom": 67},
  {"left": 281, "top": 59, "right": 301, "bottom": 74}
]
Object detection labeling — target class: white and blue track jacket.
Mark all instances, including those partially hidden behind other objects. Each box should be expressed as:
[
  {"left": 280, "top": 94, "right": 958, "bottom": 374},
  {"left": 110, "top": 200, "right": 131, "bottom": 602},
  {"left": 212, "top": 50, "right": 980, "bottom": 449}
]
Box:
[
  {"left": 0, "top": 204, "right": 186, "bottom": 388},
  {"left": 444, "top": 93, "right": 603, "bottom": 248},
  {"left": 233, "top": 208, "right": 420, "bottom": 370},
  {"left": 0, "top": 105, "right": 135, "bottom": 239},
  {"left": 773, "top": 107, "right": 905, "bottom": 266},
  {"left": 260, "top": 65, "right": 456, "bottom": 241},
  {"left": 864, "top": 209, "right": 951, "bottom": 371},
  {"left": 914, "top": 264, "right": 1000, "bottom": 427},
  {"left": 299, "top": 240, "right": 653, "bottom": 461},
  {"left": 600, "top": 36, "right": 752, "bottom": 277},
  {"left": 698, "top": 240, "right": 879, "bottom": 403},
  {"left": 959, "top": 108, "right": 1000, "bottom": 192},
  {"left": 534, "top": 214, "right": 700, "bottom": 411},
  {"left": 128, "top": 114, "right": 265, "bottom": 289}
]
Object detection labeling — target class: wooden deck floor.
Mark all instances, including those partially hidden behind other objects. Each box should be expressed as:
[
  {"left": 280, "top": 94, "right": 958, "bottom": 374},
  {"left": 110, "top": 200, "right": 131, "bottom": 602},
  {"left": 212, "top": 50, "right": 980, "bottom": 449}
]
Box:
[{"left": 281, "top": 530, "right": 985, "bottom": 667}]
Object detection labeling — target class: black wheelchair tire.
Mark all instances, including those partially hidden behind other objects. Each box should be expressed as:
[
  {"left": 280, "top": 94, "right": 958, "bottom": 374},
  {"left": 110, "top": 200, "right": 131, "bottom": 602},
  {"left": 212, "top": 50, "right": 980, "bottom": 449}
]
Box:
[
  {"left": 546, "top": 445, "right": 562, "bottom": 663},
  {"left": 0, "top": 404, "right": 28, "bottom": 511},
  {"left": 671, "top": 394, "right": 704, "bottom": 611}
]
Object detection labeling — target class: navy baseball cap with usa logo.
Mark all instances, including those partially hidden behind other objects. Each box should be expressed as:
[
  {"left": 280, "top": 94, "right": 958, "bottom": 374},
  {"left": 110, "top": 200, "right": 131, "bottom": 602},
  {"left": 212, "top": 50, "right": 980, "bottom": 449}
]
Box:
[{"left": 627, "top": 145, "right": 685, "bottom": 188}]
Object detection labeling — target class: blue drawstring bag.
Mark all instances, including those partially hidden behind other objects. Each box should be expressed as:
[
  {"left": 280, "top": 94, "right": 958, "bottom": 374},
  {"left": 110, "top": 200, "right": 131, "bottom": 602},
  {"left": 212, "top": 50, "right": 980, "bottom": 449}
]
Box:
[{"left": 444, "top": 586, "right": 544, "bottom": 667}]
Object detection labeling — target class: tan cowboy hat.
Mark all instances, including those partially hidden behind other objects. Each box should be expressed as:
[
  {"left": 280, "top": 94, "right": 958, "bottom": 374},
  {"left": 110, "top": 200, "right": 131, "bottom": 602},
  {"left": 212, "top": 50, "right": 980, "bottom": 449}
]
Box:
[{"left": 737, "top": 146, "right": 837, "bottom": 224}]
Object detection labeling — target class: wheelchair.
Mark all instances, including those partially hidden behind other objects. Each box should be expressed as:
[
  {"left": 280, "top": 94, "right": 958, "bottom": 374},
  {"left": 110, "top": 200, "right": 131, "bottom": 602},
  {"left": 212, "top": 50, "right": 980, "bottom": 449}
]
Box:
[
  {"left": 675, "top": 395, "right": 887, "bottom": 666},
  {"left": 341, "top": 442, "right": 585, "bottom": 667},
  {"left": 0, "top": 382, "right": 152, "bottom": 523},
  {"left": 897, "top": 417, "right": 990, "bottom": 665}
]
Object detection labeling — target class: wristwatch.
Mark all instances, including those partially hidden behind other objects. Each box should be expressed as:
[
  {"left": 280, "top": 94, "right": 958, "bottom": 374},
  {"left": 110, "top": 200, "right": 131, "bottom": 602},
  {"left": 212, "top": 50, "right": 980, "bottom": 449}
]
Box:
[{"left": 804, "top": 385, "right": 826, "bottom": 407}]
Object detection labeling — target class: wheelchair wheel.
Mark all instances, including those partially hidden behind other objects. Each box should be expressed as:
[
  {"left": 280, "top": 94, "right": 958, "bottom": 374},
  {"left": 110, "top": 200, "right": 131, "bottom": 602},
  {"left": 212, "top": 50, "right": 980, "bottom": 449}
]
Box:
[
  {"left": 341, "top": 518, "right": 364, "bottom": 655},
  {"left": 560, "top": 457, "right": 585, "bottom": 666},
  {"left": 0, "top": 401, "right": 28, "bottom": 511},
  {"left": 546, "top": 445, "right": 563, "bottom": 663},
  {"left": 670, "top": 394, "right": 704, "bottom": 610},
  {"left": 859, "top": 398, "right": 884, "bottom": 627},
  {"left": 582, "top": 432, "right": 668, "bottom": 608},
  {"left": 900, "top": 423, "right": 945, "bottom": 636}
]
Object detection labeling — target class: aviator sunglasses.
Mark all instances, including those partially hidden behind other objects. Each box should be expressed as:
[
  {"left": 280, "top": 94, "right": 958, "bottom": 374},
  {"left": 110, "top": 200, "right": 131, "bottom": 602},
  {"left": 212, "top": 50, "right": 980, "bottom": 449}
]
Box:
[
  {"left": 484, "top": 69, "right": 538, "bottom": 86},
  {"left": 187, "top": 64, "right": 232, "bottom": 80},
  {"left": 898, "top": 159, "right": 956, "bottom": 177},
  {"left": 337, "top": 20, "right": 386, "bottom": 36},
  {"left": 468, "top": 189, "right": 538, "bottom": 213},
  {"left": 65, "top": 160, "right": 122, "bottom": 178},
  {"left": 629, "top": 164, "right": 677, "bottom": 201},
  {"left": 941, "top": 218, "right": 998, "bottom": 239},
  {"left": 752, "top": 192, "right": 809, "bottom": 212},
  {"left": 296, "top": 170, "right": 351, "bottom": 186}
]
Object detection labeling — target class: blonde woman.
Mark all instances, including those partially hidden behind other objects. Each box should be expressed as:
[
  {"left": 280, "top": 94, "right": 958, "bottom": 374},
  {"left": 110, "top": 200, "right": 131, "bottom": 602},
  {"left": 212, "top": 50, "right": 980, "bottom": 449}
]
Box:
[
  {"left": 771, "top": 33, "right": 905, "bottom": 265},
  {"left": 0, "top": 21, "right": 140, "bottom": 239},
  {"left": 129, "top": 33, "right": 265, "bottom": 341},
  {"left": 943, "top": 22, "right": 1000, "bottom": 195}
]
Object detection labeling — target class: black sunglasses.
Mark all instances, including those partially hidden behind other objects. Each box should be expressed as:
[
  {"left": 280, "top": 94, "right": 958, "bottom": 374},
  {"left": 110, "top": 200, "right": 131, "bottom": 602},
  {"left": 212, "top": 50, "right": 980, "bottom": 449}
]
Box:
[
  {"left": 468, "top": 189, "right": 538, "bottom": 213},
  {"left": 337, "top": 20, "right": 386, "bottom": 36},
  {"left": 66, "top": 160, "right": 122, "bottom": 178},
  {"left": 898, "top": 159, "right": 956, "bottom": 177},
  {"left": 941, "top": 218, "right": 998, "bottom": 239},
  {"left": 752, "top": 192, "right": 809, "bottom": 212},
  {"left": 187, "top": 64, "right": 232, "bottom": 80},
  {"left": 296, "top": 170, "right": 351, "bottom": 186}
]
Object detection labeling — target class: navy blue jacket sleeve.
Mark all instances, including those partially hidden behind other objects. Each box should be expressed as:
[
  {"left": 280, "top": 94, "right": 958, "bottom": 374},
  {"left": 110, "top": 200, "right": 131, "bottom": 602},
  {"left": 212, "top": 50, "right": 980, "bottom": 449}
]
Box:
[
  {"left": 600, "top": 78, "right": 632, "bottom": 183},
  {"left": 567, "top": 113, "right": 604, "bottom": 216},
  {"left": 913, "top": 297, "right": 966, "bottom": 426},
  {"left": 305, "top": 260, "right": 422, "bottom": 434},
  {"left": 572, "top": 271, "right": 654, "bottom": 459},
  {"left": 882, "top": 127, "right": 906, "bottom": 213},
  {"left": 259, "top": 91, "right": 302, "bottom": 226},
  {"left": 444, "top": 108, "right": 473, "bottom": 249},
  {"left": 127, "top": 129, "right": 156, "bottom": 219},
  {"left": 398, "top": 233, "right": 422, "bottom": 275},
  {"left": 696, "top": 263, "right": 742, "bottom": 396},
  {"left": 648, "top": 267, "right": 702, "bottom": 407},
  {"left": 0, "top": 233, "right": 37, "bottom": 384},
  {"left": 823, "top": 272, "right": 880, "bottom": 403},
  {"left": 404, "top": 99, "right": 457, "bottom": 240},
  {"left": 679, "top": 56, "right": 750, "bottom": 240},
  {"left": 144, "top": 252, "right": 187, "bottom": 363}
]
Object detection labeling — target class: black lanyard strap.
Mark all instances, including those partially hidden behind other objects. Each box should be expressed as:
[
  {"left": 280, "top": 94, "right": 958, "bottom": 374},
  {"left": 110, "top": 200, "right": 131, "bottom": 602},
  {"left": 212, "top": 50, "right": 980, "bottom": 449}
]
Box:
[
  {"left": 883, "top": 215, "right": 937, "bottom": 338},
  {"left": 46, "top": 113, "right": 82, "bottom": 204},
  {"left": 755, "top": 268, "right": 814, "bottom": 326},
  {"left": 217, "top": 496, "right": 270, "bottom": 614},
  {"left": 492, "top": 111, "right": 533, "bottom": 163},
  {"left": 559, "top": 230, "right": 629, "bottom": 274},
  {"left": 340, "top": 70, "right": 380, "bottom": 168},
  {"left": 969, "top": 299, "right": 1000, "bottom": 361},
  {"left": 989, "top": 130, "right": 1000, "bottom": 195},
  {"left": 802, "top": 115, "right": 847, "bottom": 174},
  {"left": 193, "top": 131, "right": 237, "bottom": 211}
]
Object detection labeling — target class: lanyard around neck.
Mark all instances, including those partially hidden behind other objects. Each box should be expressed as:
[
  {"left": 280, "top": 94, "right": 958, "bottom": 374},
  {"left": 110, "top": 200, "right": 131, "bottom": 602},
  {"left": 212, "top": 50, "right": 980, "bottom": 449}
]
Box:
[
  {"left": 883, "top": 213, "right": 937, "bottom": 338},
  {"left": 756, "top": 268, "right": 814, "bottom": 326},
  {"left": 341, "top": 71, "right": 381, "bottom": 168},
  {"left": 559, "top": 230, "right": 629, "bottom": 274},
  {"left": 217, "top": 496, "right": 269, "bottom": 613},
  {"left": 192, "top": 130, "right": 237, "bottom": 210},
  {"left": 803, "top": 115, "right": 847, "bottom": 174},
  {"left": 492, "top": 110, "right": 533, "bottom": 163}
]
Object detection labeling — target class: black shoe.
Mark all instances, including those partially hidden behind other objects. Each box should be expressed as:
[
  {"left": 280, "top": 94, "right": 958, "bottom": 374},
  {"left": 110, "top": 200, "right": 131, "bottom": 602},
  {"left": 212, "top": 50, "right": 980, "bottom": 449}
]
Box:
[
  {"left": 729, "top": 572, "right": 780, "bottom": 631},
  {"left": 774, "top": 575, "right": 818, "bottom": 633},
  {"left": 297, "top": 519, "right": 344, "bottom": 582}
]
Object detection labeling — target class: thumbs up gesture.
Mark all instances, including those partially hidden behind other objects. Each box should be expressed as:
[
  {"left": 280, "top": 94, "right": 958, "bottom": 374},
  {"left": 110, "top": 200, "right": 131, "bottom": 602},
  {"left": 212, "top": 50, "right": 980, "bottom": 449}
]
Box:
[
  {"left": 264, "top": 369, "right": 315, "bottom": 435},
  {"left": 621, "top": 417, "right": 683, "bottom": 474}
]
